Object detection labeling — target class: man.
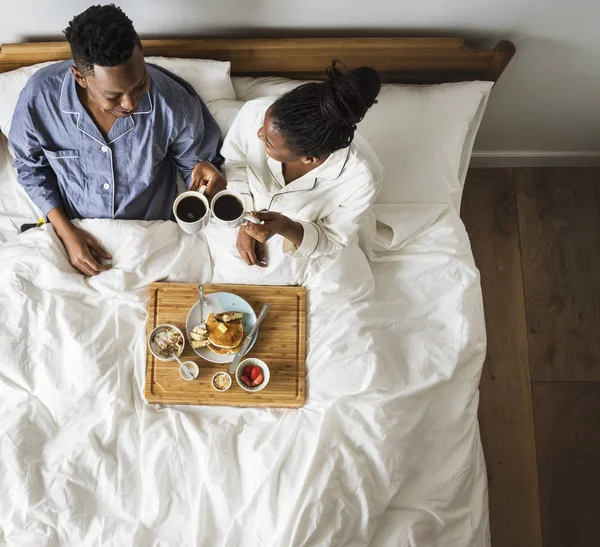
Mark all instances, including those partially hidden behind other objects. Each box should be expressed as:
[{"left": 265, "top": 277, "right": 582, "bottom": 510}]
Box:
[{"left": 10, "top": 4, "right": 226, "bottom": 276}]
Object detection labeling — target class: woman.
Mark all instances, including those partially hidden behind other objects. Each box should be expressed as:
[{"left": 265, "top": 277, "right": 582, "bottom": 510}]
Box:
[{"left": 222, "top": 61, "right": 383, "bottom": 266}]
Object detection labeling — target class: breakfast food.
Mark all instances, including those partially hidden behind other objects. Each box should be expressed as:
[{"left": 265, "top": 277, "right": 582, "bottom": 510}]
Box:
[
  {"left": 212, "top": 372, "right": 231, "bottom": 391},
  {"left": 206, "top": 313, "right": 244, "bottom": 349},
  {"left": 207, "top": 343, "right": 230, "bottom": 355},
  {"left": 189, "top": 325, "right": 210, "bottom": 349},
  {"left": 228, "top": 341, "right": 243, "bottom": 354},
  {"left": 189, "top": 311, "right": 246, "bottom": 355},
  {"left": 152, "top": 327, "right": 184, "bottom": 359},
  {"left": 214, "top": 311, "right": 244, "bottom": 322},
  {"left": 240, "top": 365, "right": 264, "bottom": 388}
]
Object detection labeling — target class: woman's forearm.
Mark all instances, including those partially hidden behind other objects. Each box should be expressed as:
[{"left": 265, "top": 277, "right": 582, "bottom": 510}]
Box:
[{"left": 279, "top": 217, "right": 304, "bottom": 247}]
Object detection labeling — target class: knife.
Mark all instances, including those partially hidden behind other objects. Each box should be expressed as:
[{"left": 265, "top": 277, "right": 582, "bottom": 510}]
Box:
[{"left": 229, "top": 303, "right": 271, "bottom": 374}]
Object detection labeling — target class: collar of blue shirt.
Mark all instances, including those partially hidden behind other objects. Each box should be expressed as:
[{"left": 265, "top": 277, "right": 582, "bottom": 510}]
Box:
[{"left": 58, "top": 69, "right": 153, "bottom": 146}]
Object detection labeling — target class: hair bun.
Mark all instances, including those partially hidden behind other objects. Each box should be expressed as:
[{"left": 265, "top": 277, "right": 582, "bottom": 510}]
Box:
[{"left": 319, "top": 60, "right": 381, "bottom": 127}]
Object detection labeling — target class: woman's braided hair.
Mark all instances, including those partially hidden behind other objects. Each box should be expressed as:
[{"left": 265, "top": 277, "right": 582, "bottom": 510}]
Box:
[{"left": 270, "top": 61, "right": 381, "bottom": 158}]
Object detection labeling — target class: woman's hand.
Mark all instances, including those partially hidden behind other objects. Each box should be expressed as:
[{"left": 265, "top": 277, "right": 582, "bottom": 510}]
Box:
[
  {"left": 190, "top": 161, "right": 227, "bottom": 199},
  {"left": 236, "top": 225, "right": 267, "bottom": 267},
  {"left": 245, "top": 211, "right": 304, "bottom": 247}
]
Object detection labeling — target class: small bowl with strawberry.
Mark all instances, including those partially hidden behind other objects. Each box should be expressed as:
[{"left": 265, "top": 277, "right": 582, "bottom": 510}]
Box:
[{"left": 236, "top": 358, "right": 270, "bottom": 392}]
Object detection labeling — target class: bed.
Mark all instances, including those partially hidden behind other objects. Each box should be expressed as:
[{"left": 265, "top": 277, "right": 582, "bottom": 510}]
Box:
[{"left": 0, "top": 38, "right": 513, "bottom": 546}]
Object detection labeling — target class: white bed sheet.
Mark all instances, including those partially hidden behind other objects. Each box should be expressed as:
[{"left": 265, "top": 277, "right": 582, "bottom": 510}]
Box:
[{"left": 0, "top": 179, "right": 489, "bottom": 546}]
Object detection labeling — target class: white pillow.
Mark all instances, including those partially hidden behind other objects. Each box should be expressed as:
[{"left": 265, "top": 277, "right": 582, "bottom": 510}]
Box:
[
  {"left": 0, "top": 61, "right": 56, "bottom": 138},
  {"left": 206, "top": 99, "right": 244, "bottom": 136},
  {"left": 232, "top": 76, "right": 316, "bottom": 102},
  {"left": 231, "top": 76, "right": 492, "bottom": 208},
  {"left": 358, "top": 82, "right": 492, "bottom": 208},
  {"left": 0, "top": 57, "right": 236, "bottom": 140},
  {"left": 145, "top": 56, "right": 235, "bottom": 102}
]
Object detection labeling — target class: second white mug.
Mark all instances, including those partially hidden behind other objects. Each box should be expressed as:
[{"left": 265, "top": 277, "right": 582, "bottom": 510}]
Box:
[{"left": 210, "top": 190, "right": 262, "bottom": 228}]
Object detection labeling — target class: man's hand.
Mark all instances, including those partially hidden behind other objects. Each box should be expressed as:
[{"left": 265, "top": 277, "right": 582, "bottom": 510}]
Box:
[
  {"left": 190, "top": 161, "right": 227, "bottom": 199},
  {"left": 60, "top": 225, "right": 112, "bottom": 277},
  {"left": 236, "top": 225, "right": 267, "bottom": 267},
  {"left": 244, "top": 211, "right": 304, "bottom": 247},
  {"left": 48, "top": 207, "right": 112, "bottom": 277}
]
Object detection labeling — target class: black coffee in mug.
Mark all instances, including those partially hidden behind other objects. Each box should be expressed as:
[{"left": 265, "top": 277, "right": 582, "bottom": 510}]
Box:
[
  {"left": 176, "top": 196, "right": 206, "bottom": 223},
  {"left": 213, "top": 194, "right": 243, "bottom": 221}
]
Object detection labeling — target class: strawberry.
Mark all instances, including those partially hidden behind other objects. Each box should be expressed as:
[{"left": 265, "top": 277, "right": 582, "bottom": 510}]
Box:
[
  {"left": 252, "top": 373, "right": 264, "bottom": 387},
  {"left": 244, "top": 365, "right": 253, "bottom": 377},
  {"left": 250, "top": 366, "right": 261, "bottom": 381},
  {"left": 241, "top": 375, "right": 253, "bottom": 387}
]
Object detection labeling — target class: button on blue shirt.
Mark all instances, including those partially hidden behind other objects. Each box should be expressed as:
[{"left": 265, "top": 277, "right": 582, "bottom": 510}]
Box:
[{"left": 9, "top": 60, "right": 223, "bottom": 220}]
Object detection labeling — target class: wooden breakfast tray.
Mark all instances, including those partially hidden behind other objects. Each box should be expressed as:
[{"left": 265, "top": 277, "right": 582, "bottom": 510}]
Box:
[{"left": 144, "top": 283, "right": 306, "bottom": 408}]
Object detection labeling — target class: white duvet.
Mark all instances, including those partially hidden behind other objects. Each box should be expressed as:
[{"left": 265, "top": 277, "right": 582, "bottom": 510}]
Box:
[{"left": 0, "top": 197, "right": 489, "bottom": 546}]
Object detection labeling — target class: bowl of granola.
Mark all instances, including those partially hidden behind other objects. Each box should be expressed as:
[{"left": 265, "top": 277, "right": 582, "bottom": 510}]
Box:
[{"left": 148, "top": 324, "right": 185, "bottom": 362}]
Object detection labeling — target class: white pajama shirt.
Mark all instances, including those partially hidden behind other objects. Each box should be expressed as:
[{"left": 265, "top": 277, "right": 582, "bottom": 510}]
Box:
[{"left": 221, "top": 98, "right": 383, "bottom": 258}]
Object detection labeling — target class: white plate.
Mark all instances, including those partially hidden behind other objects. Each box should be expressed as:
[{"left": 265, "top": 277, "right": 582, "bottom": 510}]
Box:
[{"left": 185, "top": 292, "right": 258, "bottom": 364}]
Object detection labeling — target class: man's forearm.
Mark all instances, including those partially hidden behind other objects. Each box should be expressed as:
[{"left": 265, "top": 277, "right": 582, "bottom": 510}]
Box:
[{"left": 47, "top": 207, "right": 74, "bottom": 238}]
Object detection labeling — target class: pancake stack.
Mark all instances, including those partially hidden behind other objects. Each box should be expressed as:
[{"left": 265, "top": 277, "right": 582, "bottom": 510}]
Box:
[{"left": 189, "top": 312, "right": 245, "bottom": 355}]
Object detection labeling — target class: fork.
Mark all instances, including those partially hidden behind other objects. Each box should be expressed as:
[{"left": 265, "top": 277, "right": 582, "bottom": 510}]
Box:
[{"left": 197, "top": 284, "right": 206, "bottom": 331}]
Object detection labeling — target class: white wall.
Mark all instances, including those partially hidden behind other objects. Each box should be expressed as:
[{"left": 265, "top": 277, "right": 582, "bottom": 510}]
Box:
[{"left": 2, "top": 0, "right": 600, "bottom": 154}]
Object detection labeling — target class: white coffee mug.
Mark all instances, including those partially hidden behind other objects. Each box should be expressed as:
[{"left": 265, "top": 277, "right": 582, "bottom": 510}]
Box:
[
  {"left": 210, "top": 189, "right": 262, "bottom": 228},
  {"left": 173, "top": 187, "right": 210, "bottom": 234}
]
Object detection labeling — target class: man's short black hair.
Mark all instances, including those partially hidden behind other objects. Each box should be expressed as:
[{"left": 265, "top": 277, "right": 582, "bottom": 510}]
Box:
[{"left": 64, "top": 4, "right": 141, "bottom": 76}]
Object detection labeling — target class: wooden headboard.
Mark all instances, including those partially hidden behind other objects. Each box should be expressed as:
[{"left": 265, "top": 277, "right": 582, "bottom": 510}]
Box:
[{"left": 0, "top": 38, "right": 515, "bottom": 83}]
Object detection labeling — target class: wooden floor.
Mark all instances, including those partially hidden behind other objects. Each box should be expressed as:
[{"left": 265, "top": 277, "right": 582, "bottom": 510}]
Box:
[{"left": 461, "top": 168, "right": 600, "bottom": 547}]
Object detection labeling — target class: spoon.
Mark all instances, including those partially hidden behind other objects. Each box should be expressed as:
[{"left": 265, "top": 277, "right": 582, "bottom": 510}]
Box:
[{"left": 173, "top": 353, "right": 194, "bottom": 380}]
